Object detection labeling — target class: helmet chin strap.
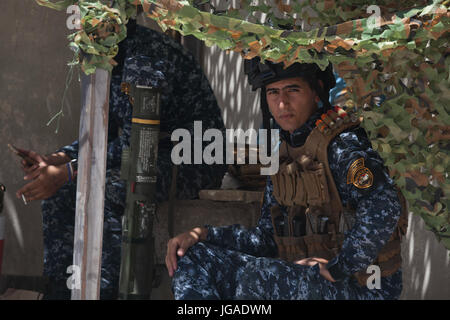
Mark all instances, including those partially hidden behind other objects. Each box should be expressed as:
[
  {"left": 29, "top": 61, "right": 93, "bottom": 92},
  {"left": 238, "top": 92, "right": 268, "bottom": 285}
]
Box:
[
  {"left": 260, "top": 87, "right": 272, "bottom": 157},
  {"left": 309, "top": 78, "right": 333, "bottom": 111}
]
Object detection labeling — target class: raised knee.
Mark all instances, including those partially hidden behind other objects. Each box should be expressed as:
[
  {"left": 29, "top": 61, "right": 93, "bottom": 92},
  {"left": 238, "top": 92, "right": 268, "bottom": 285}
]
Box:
[{"left": 172, "top": 242, "right": 215, "bottom": 277}]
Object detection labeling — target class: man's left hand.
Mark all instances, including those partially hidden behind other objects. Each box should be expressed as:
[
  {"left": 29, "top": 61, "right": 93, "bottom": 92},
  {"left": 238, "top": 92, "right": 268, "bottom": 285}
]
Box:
[
  {"left": 294, "top": 257, "right": 336, "bottom": 283},
  {"left": 16, "top": 164, "right": 69, "bottom": 203}
]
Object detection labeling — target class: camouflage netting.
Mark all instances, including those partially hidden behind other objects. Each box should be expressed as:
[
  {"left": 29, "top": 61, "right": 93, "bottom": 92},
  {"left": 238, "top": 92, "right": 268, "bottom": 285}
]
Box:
[{"left": 34, "top": 0, "right": 449, "bottom": 250}]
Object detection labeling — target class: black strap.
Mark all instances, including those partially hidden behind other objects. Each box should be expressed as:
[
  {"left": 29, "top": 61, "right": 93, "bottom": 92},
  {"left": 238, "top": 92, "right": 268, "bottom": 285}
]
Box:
[
  {"left": 167, "top": 149, "right": 178, "bottom": 239},
  {"left": 261, "top": 87, "right": 272, "bottom": 157}
]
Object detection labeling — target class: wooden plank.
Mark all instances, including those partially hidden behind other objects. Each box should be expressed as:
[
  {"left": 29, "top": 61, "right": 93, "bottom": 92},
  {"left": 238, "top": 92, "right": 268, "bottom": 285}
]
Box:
[
  {"left": 198, "top": 189, "right": 263, "bottom": 203},
  {"left": 71, "top": 68, "right": 110, "bottom": 300}
]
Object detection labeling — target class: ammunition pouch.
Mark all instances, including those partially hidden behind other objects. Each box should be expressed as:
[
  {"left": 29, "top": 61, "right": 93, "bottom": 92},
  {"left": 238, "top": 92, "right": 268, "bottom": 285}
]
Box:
[
  {"left": 270, "top": 206, "right": 307, "bottom": 261},
  {"left": 270, "top": 205, "right": 344, "bottom": 263},
  {"left": 272, "top": 159, "right": 330, "bottom": 208}
]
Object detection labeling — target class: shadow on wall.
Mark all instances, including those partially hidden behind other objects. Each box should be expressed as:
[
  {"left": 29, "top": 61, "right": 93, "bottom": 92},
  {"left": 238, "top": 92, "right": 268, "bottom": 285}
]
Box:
[
  {"left": 0, "top": 0, "right": 82, "bottom": 276},
  {"left": 400, "top": 212, "right": 450, "bottom": 299},
  {"left": 202, "top": 46, "right": 261, "bottom": 131}
]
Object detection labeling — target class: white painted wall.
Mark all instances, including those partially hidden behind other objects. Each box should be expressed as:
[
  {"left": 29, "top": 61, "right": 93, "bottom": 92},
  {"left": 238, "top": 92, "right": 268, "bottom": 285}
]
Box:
[{"left": 202, "top": 46, "right": 262, "bottom": 130}]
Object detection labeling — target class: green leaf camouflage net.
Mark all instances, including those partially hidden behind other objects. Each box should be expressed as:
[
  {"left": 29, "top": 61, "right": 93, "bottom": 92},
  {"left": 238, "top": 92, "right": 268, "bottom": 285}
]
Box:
[{"left": 34, "top": 0, "right": 449, "bottom": 249}]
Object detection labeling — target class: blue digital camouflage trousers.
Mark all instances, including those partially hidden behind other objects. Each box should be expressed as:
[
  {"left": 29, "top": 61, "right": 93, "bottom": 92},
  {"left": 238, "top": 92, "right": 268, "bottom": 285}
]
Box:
[{"left": 172, "top": 242, "right": 403, "bottom": 300}]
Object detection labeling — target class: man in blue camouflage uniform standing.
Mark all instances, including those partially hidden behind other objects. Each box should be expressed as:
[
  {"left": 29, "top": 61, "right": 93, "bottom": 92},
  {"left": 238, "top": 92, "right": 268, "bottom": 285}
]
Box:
[
  {"left": 16, "top": 19, "right": 226, "bottom": 299},
  {"left": 167, "top": 58, "right": 406, "bottom": 300}
]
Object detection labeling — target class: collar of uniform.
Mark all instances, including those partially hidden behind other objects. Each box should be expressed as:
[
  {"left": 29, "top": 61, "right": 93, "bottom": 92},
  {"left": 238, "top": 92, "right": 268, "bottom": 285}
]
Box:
[{"left": 280, "top": 108, "right": 326, "bottom": 147}]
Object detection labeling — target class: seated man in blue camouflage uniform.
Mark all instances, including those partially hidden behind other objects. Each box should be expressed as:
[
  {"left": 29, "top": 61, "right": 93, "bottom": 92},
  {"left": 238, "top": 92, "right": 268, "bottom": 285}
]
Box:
[
  {"left": 15, "top": 19, "right": 227, "bottom": 299},
  {"left": 167, "top": 58, "right": 407, "bottom": 300}
]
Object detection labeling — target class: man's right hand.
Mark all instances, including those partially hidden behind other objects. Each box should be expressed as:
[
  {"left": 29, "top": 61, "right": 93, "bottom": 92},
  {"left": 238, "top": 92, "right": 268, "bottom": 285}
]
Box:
[{"left": 165, "top": 227, "right": 208, "bottom": 278}]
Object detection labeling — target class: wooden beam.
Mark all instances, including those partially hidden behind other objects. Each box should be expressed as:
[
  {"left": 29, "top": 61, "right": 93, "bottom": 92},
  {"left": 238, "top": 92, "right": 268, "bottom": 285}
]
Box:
[{"left": 71, "top": 68, "right": 110, "bottom": 300}]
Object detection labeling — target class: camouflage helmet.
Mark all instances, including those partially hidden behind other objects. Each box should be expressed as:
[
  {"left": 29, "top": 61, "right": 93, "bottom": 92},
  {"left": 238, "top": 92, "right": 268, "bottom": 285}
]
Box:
[
  {"left": 244, "top": 57, "right": 336, "bottom": 136},
  {"left": 244, "top": 57, "right": 336, "bottom": 109}
]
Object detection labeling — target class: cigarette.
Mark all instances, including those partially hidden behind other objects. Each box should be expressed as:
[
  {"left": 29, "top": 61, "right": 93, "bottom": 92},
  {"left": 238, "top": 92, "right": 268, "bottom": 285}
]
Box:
[{"left": 21, "top": 194, "right": 28, "bottom": 205}]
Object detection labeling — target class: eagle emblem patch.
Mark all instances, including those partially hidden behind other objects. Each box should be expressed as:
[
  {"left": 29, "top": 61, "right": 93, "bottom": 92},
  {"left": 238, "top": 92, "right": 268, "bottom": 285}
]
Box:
[{"left": 347, "top": 158, "right": 374, "bottom": 189}]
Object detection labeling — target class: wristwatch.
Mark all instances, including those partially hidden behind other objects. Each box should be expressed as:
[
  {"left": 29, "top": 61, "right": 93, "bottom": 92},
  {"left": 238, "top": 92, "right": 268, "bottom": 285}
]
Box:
[{"left": 70, "top": 158, "right": 78, "bottom": 178}]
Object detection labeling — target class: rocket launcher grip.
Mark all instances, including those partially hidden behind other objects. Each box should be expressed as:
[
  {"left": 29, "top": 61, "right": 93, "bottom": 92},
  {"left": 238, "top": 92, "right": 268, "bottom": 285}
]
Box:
[{"left": 118, "top": 84, "right": 161, "bottom": 300}]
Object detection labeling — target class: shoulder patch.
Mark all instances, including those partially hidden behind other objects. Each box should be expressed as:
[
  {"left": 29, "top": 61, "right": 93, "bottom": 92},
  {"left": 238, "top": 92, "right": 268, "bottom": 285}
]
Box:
[{"left": 346, "top": 157, "right": 374, "bottom": 189}]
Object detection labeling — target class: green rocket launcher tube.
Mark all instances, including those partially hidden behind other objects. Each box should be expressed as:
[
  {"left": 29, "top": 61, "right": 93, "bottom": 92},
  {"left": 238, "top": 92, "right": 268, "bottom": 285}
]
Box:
[{"left": 118, "top": 83, "right": 161, "bottom": 300}]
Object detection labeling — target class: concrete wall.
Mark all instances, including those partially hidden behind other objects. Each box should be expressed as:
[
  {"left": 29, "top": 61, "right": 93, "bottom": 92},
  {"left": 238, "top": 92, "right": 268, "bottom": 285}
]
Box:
[
  {"left": 0, "top": 1, "right": 448, "bottom": 299},
  {"left": 400, "top": 213, "right": 450, "bottom": 299},
  {"left": 0, "top": 1, "right": 81, "bottom": 276}
]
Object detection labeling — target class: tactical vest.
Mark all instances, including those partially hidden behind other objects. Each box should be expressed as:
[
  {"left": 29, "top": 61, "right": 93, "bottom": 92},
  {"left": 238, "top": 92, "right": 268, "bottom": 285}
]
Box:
[{"left": 270, "top": 107, "right": 408, "bottom": 286}]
